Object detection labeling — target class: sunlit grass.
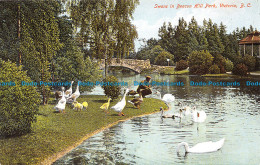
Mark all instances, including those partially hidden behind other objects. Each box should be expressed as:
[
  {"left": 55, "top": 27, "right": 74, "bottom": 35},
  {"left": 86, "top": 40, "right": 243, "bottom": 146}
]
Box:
[
  {"left": 159, "top": 67, "right": 189, "bottom": 75},
  {"left": 0, "top": 95, "right": 167, "bottom": 165}
]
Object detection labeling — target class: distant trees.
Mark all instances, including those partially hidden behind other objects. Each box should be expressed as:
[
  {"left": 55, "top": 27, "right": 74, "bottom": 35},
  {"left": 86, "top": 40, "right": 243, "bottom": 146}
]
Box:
[{"left": 137, "top": 16, "right": 258, "bottom": 75}]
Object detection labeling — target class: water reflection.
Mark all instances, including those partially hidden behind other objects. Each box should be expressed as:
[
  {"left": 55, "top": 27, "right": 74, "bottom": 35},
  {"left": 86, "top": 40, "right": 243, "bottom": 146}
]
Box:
[{"left": 54, "top": 74, "right": 260, "bottom": 165}]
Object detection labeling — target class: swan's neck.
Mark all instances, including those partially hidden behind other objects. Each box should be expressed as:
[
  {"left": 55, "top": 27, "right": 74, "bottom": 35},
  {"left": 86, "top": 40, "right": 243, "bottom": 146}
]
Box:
[{"left": 177, "top": 142, "right": 189, "bottom": 153}]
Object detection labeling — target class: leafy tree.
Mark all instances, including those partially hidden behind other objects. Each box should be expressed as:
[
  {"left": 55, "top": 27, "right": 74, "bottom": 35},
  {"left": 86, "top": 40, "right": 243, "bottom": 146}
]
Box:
[
  {"left": 154, "top": 51, "right": 174, "bottom": 66},
  {"left": 225, "top": 58, "right": 234, "bottom": 72},
  {"left": 188, "top": 50, "right": 214, "bottom": 74},
  {"left": 0, "top": 59, "right": 40, "bottom": 137},
  {"left": 243, "top": 54, "right": 256, "bottom": 71}
]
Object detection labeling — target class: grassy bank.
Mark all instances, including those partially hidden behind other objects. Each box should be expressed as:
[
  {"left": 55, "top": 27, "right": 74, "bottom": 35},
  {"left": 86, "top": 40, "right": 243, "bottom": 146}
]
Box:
[
  {"left": 0, "top": 95, "right": 167, "bottom": 165},
  {"left": 159, "top": 67, "right": 189, "bottom": 75}
]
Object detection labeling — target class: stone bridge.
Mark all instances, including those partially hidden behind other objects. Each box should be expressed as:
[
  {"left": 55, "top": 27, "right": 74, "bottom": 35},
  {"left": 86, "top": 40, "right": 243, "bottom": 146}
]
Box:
[{"left": 100, "top": 58, "right": 151, "bottom": 73}]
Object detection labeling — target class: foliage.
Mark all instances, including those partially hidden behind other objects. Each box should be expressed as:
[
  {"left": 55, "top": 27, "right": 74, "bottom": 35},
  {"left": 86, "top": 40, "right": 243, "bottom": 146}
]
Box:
[
  {"left": 101, "top": 76, "right": 121, "bottom": 100},
  {"left": 54, "top": 16, "right": 102, "bottom": 92},
  {"left": 175, "top": 60, "right": 188, "bottom": 71},
  {"left": 0, "top": 59, "right": 40, "bottom": 137},
  {"left": 213, "top": 54, "right": 226, "bottom": 73},
  {"left": 69, "top": 0, "right": 139, "bottom": 60},
  {"left": 154, "top": 51, "right": 174, "bottom": 66},
  {"left": 232, "top": 63, "right": 248, "bottom": 76},
  {"left": 243, "top": 54, "right": 256, "bottom": 71},
  {"left": 209, "top": 64, "right": 220, "bottom": 74},
  {"left": 225, "top": 58, "right": 234, "bottom": 72},
  {"left": 188, "top": 50, "right": 214, "bottom": 74}
]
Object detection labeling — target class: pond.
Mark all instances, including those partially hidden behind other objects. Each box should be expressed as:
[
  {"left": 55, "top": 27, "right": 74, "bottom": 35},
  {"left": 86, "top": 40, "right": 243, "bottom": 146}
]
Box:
[{"left": 53, "top": 73, "right": 260, "bottom": 165}]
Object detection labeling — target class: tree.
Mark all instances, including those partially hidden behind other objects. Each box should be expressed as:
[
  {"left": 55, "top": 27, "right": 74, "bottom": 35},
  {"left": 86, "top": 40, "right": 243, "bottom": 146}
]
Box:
[
  {"left": 0, "top": 59, "right": 40, "bottom": 137},
  {"left": 188, "top": 50, "right": 214, "bottom": 74},
  {"left": 154, "top": 51, "right": 174, "bottom": 66}
]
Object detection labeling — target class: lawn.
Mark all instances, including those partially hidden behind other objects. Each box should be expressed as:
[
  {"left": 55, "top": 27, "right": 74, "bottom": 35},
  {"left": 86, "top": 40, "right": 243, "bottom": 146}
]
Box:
[{"left": 0, "top": 95, "right": 167, "bottom": 165}]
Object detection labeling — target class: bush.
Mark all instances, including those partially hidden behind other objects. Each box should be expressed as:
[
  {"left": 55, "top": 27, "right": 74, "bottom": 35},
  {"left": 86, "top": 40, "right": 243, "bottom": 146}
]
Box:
[
  {"left": 154, "top": 51, "right": 174, "bottom": 66},
  {"left": 209, "top": 64, "right": 220, "bottom": 74},
  {"left": 225, "top": 58, "right": 234, "bottom": 72},
  {"left": 175, "top": 60, "right": 188, "bottom": 71},
  {"left": 232, "top": 63, "right": 248, "bottom": 76},
  {"left": 0, "top": 59, "right": 40, "bottom": 137},
  {"left": 188, "top": 50, "right": 214, "bottom": 75},
  {"left": 101, "top": 75, "right": 121, "bottom": 100},
  {"left": 243, "top": 54, "right": 256, "bottom": 71},
  {"left": 213, "top": 54, "right": 226, "bottom": 73}
]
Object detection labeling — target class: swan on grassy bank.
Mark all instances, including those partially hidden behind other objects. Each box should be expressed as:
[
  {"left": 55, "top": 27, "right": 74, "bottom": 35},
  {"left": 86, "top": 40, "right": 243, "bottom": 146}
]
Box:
[{"left": 177, "top": 138, "right": 225, "bottom": 153}]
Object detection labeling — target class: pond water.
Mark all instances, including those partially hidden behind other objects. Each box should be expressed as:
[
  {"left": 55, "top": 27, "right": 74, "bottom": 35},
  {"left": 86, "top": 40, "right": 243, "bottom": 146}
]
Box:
[{"left": 53, "top": 73, "right": 260, "bottom": 165}]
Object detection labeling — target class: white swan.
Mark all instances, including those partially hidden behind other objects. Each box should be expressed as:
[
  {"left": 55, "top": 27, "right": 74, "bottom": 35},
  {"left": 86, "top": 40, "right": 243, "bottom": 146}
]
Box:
[
  {"left": 191, "top": 106, "right": 207, "bottom": 123},
  {"left": 67, "top": 81, "right": 80, "bottom": 103},
  {"left": 111, "top": 88, "right": 129, "bottom": 116},
  {"left": 177, "top": 138, "right": 225, "bottom": 153},
  {"left": 156, "top": 91, "right": 175, "bottom": 105},
  {"left": 54, "top": 88, "right": 66, "bottom": 113},
  {"left": 160, "top": 107, "right": 183, "bottom": 119},
  {"left": 178, "top": 102, "right": 192, "bottom": 116}
]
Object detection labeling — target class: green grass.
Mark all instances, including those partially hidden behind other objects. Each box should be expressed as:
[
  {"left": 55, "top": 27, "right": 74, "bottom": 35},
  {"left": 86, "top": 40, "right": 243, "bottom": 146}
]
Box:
[
  {"left": 201, "top": 73, "right": 233, "bottom": 77},
  {"left": 159, "top": 67, "right": 189, "bottom": 75},
  {"left": 0, "top": 95, "right": 167, "bottom": 165}
]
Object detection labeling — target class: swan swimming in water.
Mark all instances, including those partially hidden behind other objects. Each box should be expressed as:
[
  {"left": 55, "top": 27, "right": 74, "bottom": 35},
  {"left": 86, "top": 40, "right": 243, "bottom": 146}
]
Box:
[
  {"left": 160, "top": 107, "right": 182, "bottom": 119},
  {"left": 178, "top": 102, "right": 192, "bottom": 116},
  {"left": 177, "top": 138, "right": 225, "bottom": 153},
  {"left": 191, "top": 106, "right": 207, "bottom": 123}
]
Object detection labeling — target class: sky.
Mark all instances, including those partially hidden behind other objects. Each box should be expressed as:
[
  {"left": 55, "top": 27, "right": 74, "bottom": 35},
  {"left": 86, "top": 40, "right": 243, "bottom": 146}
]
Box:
[{"left": 132, "top": 0, "right": 260, "bottom": 51}]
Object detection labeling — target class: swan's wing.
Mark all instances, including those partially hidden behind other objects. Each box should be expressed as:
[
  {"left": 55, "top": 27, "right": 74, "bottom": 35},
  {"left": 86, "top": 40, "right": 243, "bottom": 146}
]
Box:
[{"left": 189, "top": 138, "right": 225, "bottom": 153}]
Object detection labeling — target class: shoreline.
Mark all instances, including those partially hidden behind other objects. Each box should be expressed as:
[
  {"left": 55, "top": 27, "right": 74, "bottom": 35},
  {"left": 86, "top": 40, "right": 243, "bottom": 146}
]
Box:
[{"left": 41, "top": 107, "right": 168, "bottom": 165}]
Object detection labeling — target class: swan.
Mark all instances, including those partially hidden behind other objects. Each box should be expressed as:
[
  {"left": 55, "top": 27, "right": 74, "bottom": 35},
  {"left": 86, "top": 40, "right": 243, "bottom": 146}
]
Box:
[
  {"left": 178, "top": 102, "right": 192, "bottom": 116},
  {"left": 100, "top": 98, "right": 111, "bottom": 113},
  {"left": 191, "top": 106, "right": 207, "bottom": 123},
  {"left": 156, "top": 91, "right": 175, "bottom": 105},
  {"left": 177, "top": 138, "right": 225, "bottom": 153},
  {"left": 67, "top": 81, "right": 80, "bottom": 103},
  {"left": 111, "top": 88, "right": 129, "bottom": 116},
  {"left": 65, "top": 81, "right": 74, "bottom": 98},
  {"left": 160, "top": 107, "right": 182, "bottom": 119},
  {"left": 54, "top": 88, "right": 66, "bottom": 113}
]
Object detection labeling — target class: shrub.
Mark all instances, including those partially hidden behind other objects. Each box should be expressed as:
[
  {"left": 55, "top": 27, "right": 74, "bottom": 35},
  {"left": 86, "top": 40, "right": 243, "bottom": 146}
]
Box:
[
  {"left": 0, "top": 59, "right": 40, "bottom": 137},
  {"left": 188, "top": 50, "right": 214, "bottom": 75},
  {"left": 243, "top": 54, "right": 256, "bottom": 71},
  {"left": 225, "top": 58, "right": 234, "bottom": 72},
  {"left": 232, "top": 63, "right": 248, "bottom": 76},
  {"left": 175, "top": 60, "right": 188, "bottom": 71},
  {"left": 154, "top": 51, "right": 174, "bottom": 66},
  {"left": 213, "top": 54, "right": 226, "bottom": 73},
  {"left": 101, "top": 75, "right": 121, "bottom": 100},
  {"left": 209, "top": 64, "right": 220, "bottom": 74}
]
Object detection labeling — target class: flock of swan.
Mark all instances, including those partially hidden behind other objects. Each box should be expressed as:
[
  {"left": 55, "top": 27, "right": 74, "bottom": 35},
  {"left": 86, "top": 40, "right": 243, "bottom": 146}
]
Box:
[
  {"left": 54, "top": 82, "right": 225, "bottom": 154},
  {"left": 157, "top": 91, "right": 225, "bottom": 154}
]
